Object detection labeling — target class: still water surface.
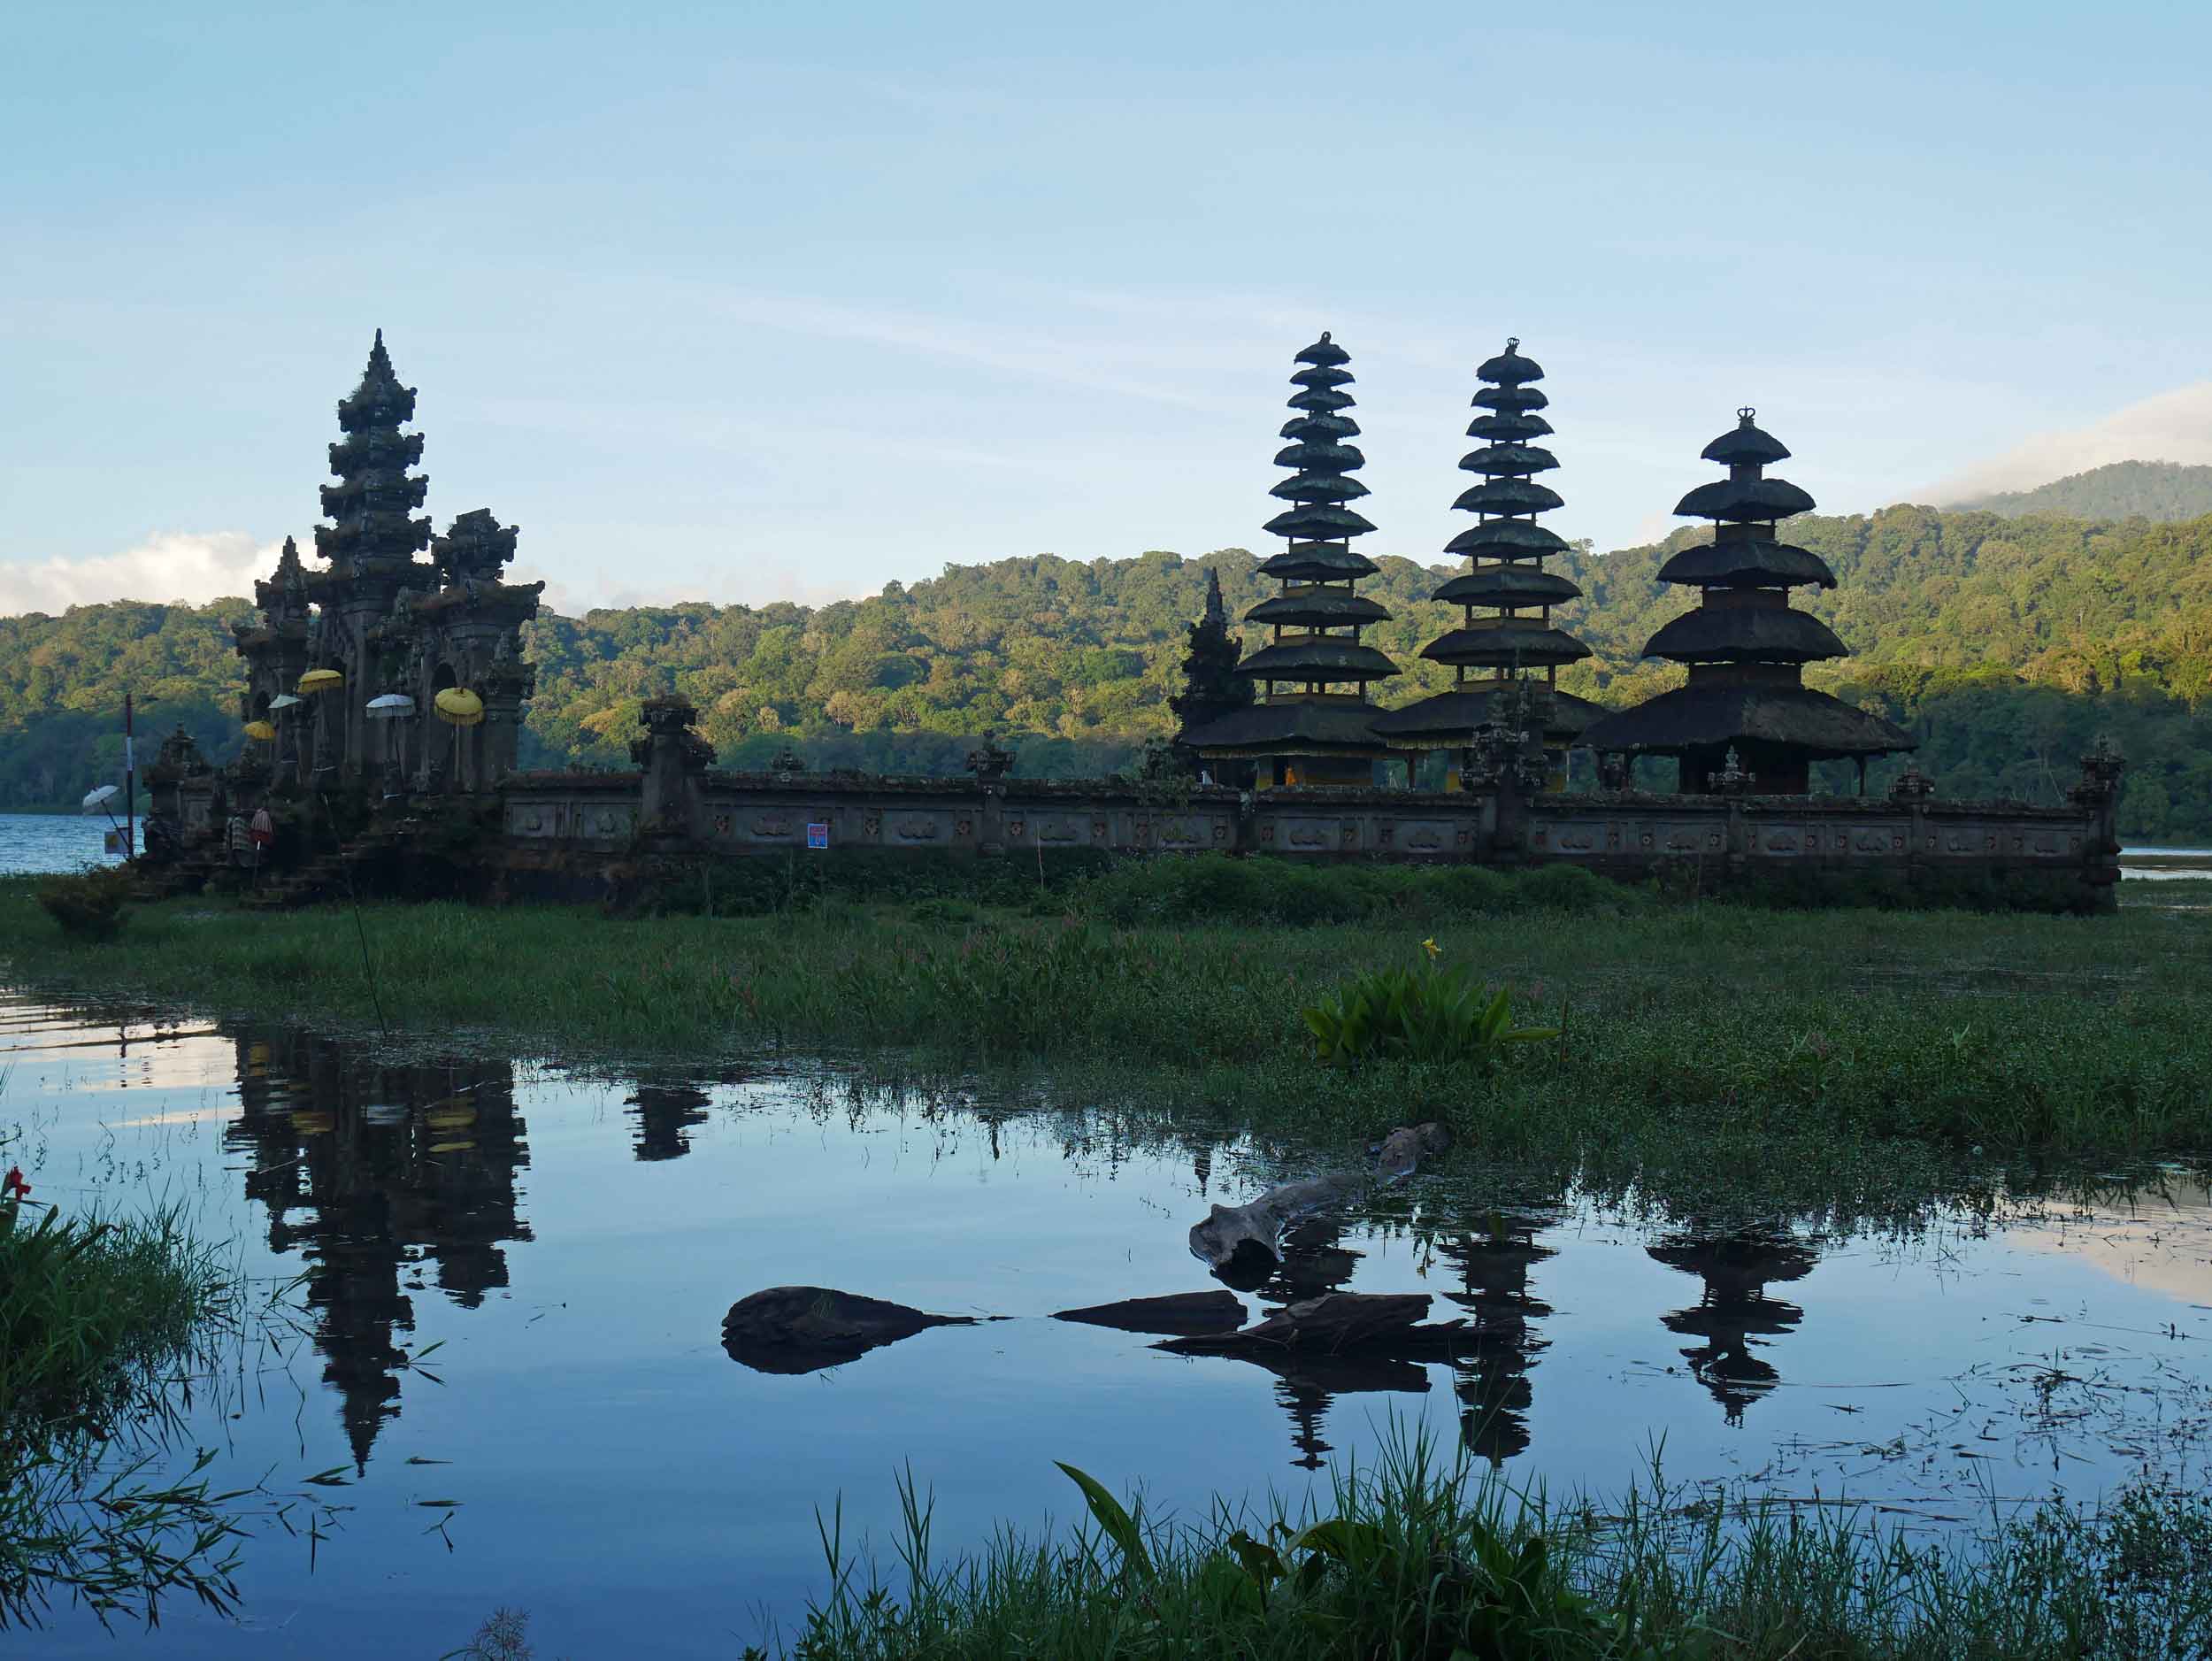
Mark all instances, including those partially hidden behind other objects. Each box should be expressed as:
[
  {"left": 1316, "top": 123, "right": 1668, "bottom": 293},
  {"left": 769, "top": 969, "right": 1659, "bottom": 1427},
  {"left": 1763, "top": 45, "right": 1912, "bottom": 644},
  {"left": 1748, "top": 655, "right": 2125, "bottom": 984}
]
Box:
[{"left": 3, "top": 996, "right": 2208, "bottom": 1657}]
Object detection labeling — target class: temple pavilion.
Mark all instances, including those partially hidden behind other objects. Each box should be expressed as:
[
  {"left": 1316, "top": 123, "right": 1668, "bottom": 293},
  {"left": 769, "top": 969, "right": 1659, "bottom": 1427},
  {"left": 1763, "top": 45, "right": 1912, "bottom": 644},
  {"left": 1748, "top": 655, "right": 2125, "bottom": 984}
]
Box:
[
  {"left": 1372, "top": 340, "right": 1597, "bottom": 785},
  {"left": 1581, "top": 409, "right": 1913, "bottom": 792},
  {"left": 1184, "top": 334, "right": 1401, "bottom": 788}
]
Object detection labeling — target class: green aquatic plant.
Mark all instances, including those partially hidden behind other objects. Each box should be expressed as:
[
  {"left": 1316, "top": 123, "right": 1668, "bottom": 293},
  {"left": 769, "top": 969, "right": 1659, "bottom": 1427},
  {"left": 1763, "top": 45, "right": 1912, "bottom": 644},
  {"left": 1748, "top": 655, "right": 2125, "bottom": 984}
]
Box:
[
  {"left": 33, "top": 865, "right": 133, "bottom": 942},
  {"left": 1302, "top": 941, "right": 1560, "bottom": 1068}
]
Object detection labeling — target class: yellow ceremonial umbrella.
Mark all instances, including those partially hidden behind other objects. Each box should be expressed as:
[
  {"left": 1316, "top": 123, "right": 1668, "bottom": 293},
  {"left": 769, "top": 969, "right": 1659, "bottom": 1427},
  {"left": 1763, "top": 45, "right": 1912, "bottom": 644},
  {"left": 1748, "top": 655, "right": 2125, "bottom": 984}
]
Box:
[
  {"left": 434, "top": 688, "right": 485, "bottom": 727},
  {"left": 242, "top": 719, "right": 278, "bottom": 742},
  {"left": 297, "top": 667, "right": 344, "bottom": 695}
]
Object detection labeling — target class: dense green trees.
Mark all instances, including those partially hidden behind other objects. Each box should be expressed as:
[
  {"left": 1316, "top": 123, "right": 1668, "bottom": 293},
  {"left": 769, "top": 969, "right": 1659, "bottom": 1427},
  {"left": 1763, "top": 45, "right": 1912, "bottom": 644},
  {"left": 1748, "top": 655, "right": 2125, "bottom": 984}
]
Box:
[{"left": 4, "top": 504, "right": 2208, "bottom": 840}]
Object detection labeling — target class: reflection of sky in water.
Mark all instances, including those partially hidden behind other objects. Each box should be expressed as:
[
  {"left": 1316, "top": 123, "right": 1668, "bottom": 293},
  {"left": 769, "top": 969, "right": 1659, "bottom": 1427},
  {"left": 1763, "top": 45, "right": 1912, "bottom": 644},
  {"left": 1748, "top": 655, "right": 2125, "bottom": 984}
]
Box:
[{"left": 3, "top": 996, "right": 2208, "bottom": 1660}]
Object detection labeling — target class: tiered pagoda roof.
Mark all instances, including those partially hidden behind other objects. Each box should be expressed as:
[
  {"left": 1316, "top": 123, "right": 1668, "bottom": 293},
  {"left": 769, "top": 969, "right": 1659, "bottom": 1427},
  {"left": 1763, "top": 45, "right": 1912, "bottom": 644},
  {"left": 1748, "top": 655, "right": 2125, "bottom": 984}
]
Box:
[
  {"left": 1183, "top": 335, "right": 1399, "bottom": 763},
  {"left": 313, "top": 330, "right": 434, "bottom": 581},
  {"left": 1373, "top": 340, "right": 1598, "bottom": 749},
  {"left": 1582, "top": 410, "right": 1912, "bottom": 781}
]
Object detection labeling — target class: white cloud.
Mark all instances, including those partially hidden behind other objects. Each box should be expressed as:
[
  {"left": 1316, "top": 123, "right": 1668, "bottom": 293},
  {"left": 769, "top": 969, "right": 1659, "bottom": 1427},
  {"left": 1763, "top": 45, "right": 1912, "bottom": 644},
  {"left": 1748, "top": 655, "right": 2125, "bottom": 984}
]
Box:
[
  {"left": 1924, "top": 381, "right": 2212, "bottom": 503},
  {"left": 0, "top": 531, "right": 280, "bottom": 617}
]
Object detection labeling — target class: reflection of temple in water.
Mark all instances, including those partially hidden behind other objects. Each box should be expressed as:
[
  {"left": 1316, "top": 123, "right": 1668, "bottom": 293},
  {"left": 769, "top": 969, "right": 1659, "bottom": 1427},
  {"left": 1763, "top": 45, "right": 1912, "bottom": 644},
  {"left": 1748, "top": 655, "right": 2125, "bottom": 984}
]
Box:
[
  {"left": 625, "top": 1082, "right": 713, "bottom": 1161},
  {"left": 1647, "top": 1228, "right": 1820, "bottom": 1426},
  {"left": 1434, "top": 1209, "right": 1558, "bottom": 1465},
  {"left": 224, "top": 1027, "right": 533, "bottom": 1471},
  {"left": 1239, "top": 1218, "right": 1384, "bottom": 1468}
]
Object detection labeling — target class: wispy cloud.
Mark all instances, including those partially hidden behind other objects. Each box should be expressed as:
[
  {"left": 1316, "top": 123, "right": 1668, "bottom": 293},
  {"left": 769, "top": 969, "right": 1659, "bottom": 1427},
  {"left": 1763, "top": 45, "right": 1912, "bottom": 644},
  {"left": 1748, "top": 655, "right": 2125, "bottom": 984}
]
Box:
[
  {"left": 1924, "top": 381, "right": 2212, "bottom": 502},
  {"left": 0, "top": 531, "right": 280, "bottom": 617}
]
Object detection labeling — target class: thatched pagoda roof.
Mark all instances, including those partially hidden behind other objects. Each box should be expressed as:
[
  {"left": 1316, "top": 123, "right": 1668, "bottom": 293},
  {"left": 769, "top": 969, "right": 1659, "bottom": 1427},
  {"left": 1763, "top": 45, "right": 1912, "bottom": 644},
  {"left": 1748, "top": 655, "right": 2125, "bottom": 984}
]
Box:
[
  {"left": 1643, "top": 606, "right": 1847, "bottom": 665},
  {"left": 1443, "top": 519, "right": 1571, "bottom": 558},
  {"left": 1247, "top": 589, "right": 1393, "bottom": 627},
  {"left": 1471, "top": 384, "right": 1549, "bottom": 413},
  {"left": 1263, "top": 504, "right": 1378, "bottom": 541},
  {"left": 1657, "top": 540, "right": 1837, "bottom": 589},
  {"left": 1183, "top": 700, "right": 1386, "bottom": 756},
  {"left": 1270, "top": 470, "right": 1372, "bottom": 504},
  {"left": 1460, "top": 442, "right": 1558, "bottom": 477},
  {"left": 1238, "top": 638, "right": 1402, "bottom": 681},
  {"left": 1476, "top": 341, "right": 1544, "bottom": 384},
  {"left": 1701, "top": 410, "right": 1791, "bottom": 466},
  {"left": 1419, "top": 621, "right": 1594, "bottom": 668},
  {"left": 1452, "top": 478, "right": 1565, "bottom": 517},
  {"left": 1371, "top": 685, "right": 1604, "bottom": 742},
  {"left": 1294, "top": 335, "right": 1352, "bottom": 368},
  {"left": 1433, "top": 565, "right": 1583, "bottom": 607},
  {"left": 1582, "top": 682, "right": 1914, "bottom": 758},
  {"left": 1279, "top": 411, "right": 1360, "bottom": 442},
  {"left": 1468, "top": 411, "right": 1554, "bottom": 442},
  {"left": 1673, "top": 476, "right": 1816, "bottom": 522},
  {"left": 1257, "top": 542, "right": 1380, "bottom": 582}
]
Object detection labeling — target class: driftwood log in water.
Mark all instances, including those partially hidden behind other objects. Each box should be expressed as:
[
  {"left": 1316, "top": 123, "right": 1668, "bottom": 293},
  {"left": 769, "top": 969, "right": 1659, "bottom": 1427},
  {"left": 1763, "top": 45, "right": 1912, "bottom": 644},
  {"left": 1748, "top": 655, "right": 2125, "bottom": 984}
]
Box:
[
  {"left": 1187, "top": 1122, "right": 1454, "bottom": 1274},
  {"left": 721, "top": 1287, "right": 979, "bottom": 1374},
  {"left": 1157, "top": 1292, "right": 1473, "bottom": 1361},
  {"left": 1052, "top": 1291, "right": 1247, "bottom": 1336}
]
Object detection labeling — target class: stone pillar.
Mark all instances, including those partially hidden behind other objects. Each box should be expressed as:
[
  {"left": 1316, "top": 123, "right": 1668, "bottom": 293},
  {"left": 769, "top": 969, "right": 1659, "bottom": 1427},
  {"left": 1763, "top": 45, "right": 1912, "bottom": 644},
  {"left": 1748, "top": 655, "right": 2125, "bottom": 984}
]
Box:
[
  {"left": 634, "top": 696, "right": 716, "bottom": 840},
  {"left": 965, "top": 735, "right": 1015, "bottom": 857}
]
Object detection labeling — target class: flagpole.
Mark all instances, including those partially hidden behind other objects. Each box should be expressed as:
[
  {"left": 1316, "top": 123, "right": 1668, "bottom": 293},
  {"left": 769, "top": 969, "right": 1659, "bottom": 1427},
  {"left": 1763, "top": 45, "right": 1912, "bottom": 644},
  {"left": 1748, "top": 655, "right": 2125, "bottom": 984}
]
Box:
[{"left": 124, "top": 692, "right": 135, "bottom": 863}]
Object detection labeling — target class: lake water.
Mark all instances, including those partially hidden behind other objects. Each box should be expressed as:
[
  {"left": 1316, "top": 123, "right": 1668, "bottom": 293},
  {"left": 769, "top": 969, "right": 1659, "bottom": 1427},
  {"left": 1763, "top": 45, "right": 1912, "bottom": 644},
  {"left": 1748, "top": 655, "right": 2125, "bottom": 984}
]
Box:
[
  {"left": 4, "top": 996, "right": 2208, "bottom": 1657},
  {"left": 0, "top": 811, "right": 137, "bottom": 874}
]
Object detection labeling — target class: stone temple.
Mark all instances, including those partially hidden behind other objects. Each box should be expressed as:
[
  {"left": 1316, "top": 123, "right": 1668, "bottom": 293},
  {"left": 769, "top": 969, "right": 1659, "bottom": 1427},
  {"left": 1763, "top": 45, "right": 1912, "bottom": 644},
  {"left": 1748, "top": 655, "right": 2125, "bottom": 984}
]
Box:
[{"left": 138, "top": 329, "right": 2126, "bottom": 913}]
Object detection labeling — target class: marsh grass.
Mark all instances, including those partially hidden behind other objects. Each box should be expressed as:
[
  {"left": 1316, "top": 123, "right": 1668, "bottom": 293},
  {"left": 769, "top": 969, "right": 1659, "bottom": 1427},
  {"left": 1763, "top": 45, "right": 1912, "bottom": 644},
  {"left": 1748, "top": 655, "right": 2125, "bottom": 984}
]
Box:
[
  {"left": 743, "top": 1435, "right": 2212, "bottom": 1660},
  {"left": 0, "top": 1181, "right": 304, "bottom": 1631},
  {"left": 4, "top": 871, "right": 2207, "bottom": 1165}
]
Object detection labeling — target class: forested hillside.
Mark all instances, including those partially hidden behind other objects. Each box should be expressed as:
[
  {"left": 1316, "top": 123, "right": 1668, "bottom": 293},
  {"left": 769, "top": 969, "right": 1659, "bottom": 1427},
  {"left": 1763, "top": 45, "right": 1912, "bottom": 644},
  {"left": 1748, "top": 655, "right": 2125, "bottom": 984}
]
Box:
[
  {"left": 1954, "top": 460, "right": 2212, "bottom": 523},
  {"left": 4, "top": 505, "right": 2208, "bottom": 839}
]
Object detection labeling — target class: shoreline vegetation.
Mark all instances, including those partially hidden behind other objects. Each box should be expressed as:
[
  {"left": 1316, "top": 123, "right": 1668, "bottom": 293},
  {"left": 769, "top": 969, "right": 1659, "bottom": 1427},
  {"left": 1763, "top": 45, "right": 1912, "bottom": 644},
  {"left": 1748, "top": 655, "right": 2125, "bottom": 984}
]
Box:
[
  {"left": 453, "top": 1435, "right": 2212, "bottom": 1660},
  {"left": 4, "top": 866, "right": 2208, "bottom": 1164}
]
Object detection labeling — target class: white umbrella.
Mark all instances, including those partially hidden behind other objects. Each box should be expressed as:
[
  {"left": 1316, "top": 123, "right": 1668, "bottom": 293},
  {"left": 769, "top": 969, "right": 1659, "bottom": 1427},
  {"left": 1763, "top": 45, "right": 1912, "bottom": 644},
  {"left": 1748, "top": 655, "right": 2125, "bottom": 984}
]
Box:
[
  {"left": 267, "top": 694, "right": 302, "bottom": 711},
  {"left": 81, "top": 784, "right": 119, "bottom": 813},
  {"left": 366, "top": 693, "right": 415, "bottom": 719}
]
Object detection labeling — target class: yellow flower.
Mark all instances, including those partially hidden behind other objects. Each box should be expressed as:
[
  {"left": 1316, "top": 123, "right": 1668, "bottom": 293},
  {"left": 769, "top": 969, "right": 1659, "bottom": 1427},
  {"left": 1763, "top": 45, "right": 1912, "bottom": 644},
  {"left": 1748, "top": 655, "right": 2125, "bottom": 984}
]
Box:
[{"left": 1420, "top": 937, "right": 1441, "bottom": 960}]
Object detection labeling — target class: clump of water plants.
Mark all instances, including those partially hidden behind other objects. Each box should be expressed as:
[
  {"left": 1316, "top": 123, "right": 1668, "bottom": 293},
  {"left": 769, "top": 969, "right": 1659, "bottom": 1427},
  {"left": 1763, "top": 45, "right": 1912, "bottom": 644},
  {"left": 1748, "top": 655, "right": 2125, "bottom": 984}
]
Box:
[
  {"left": 1302, "top": 940, "right": 1560, "bottom": 1067},
  {"left": 33, "top": 865, "right": 133, "bottom": 942}
]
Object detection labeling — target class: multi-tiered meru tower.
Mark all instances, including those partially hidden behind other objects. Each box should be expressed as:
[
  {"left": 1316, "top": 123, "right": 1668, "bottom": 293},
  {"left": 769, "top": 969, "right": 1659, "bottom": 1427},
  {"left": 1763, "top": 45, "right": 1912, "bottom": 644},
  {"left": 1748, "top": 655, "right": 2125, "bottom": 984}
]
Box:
[
  {"left": 1185, "top": 334, "right": 1400, "bottom": 788},
  {"left": 1583, "top": 409, "right": 1913, "bottom": 792},
  {"left": 1374, "top": 340, "right": 1596, "bottom": 784}
]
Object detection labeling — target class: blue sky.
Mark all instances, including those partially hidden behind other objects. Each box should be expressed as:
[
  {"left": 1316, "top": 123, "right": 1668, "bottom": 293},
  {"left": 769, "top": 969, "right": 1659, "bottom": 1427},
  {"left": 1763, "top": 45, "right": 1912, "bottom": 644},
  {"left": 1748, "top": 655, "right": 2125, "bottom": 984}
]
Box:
[{"left": 4, "top": 0, "right": 2208, "bottom": 616}]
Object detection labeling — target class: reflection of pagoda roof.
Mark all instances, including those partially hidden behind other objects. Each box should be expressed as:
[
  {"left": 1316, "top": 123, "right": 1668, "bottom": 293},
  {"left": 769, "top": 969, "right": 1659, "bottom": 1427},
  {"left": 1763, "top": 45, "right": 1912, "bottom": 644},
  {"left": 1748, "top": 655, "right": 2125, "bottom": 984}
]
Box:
[
  {"left": 1237, "top": 639, "right": 1402, "bottom": 681},
  {"left": 1657, "top": 539, "right": 1837, "bottom": 590},
  {"left": 1662, "top": 1298, "right": 1803, "bottom": 1342},
  {"left": 1646, "top": 1232, "right": 1821, "bottom": 1288},
  {"left": 1183, "top": 700, "right": 1387, "bottom": 756},
  {"left": 1247, "top": 589, "right": 1393, "bottom": 627},
  {"left": 1419, "top": 622, "right": 1594, "bottom": 669},
  {"left": 1643, "top": 605, "right": 1847, "bottom": 665},
  {"left": 1584, "top": 682, "right": 1916, "bottom": 758}
]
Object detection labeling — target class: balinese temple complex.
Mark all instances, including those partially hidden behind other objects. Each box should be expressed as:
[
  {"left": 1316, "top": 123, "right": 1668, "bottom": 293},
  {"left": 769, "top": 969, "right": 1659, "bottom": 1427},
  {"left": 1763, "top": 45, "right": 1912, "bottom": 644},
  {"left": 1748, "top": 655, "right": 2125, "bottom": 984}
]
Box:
[
  {"left": 138, "top": 327, "right": 2124, "bottom": 913},
  {"left": 1372, "top": 340, "right": 1597, "bottom": 788},
  {"left": 1183, "top": 335, "right": 1402, "bottom": 788}
]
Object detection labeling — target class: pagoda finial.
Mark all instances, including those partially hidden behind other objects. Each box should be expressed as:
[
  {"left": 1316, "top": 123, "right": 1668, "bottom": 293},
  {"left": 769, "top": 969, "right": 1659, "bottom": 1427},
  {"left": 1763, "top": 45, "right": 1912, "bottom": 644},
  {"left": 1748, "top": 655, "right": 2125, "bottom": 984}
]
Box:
[
  {"left": 1739, "top": 405, "right": 1756, "bottom": 423},
  {"left": 1203, "top": 565, "right": 1225, "bottom": 626},
  {"left": 1507, "top": 335, "right": 1519, "bottom": 351},
  {"left": 1318, "top": 330, "right": 1331, "bottom": 343}
]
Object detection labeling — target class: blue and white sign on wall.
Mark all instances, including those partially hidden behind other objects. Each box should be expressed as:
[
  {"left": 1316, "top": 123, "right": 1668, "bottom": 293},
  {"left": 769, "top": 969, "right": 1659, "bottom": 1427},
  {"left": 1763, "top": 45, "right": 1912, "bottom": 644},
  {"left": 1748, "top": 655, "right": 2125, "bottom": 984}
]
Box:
[{"left": 806, "top": 822, "right": 829, "bottom": 850}]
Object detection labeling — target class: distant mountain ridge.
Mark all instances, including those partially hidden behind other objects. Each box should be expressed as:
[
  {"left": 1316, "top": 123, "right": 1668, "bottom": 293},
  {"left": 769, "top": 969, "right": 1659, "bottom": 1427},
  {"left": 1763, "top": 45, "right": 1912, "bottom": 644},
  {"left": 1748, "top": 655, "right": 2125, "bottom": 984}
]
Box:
[
  {"left": 1952, "top": 459, "right": 2212, "bottom": 523},
  {"left": 4, "top": 496, "right": 2208, "bottom": 837}
]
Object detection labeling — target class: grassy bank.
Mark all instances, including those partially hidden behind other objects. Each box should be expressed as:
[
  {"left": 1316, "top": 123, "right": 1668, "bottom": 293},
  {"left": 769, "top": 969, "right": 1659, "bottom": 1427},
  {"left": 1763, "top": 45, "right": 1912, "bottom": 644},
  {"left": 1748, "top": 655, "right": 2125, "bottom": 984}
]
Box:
[
  {"left": 458, "top": 1438, "right": 2212, "bottom": 1659},
  {"left": 4, "top": 871, "right": 2208, "bottom": 1172},
  {"left": 0, "top": 1177, "right": 258, "bottom": 1630}
]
